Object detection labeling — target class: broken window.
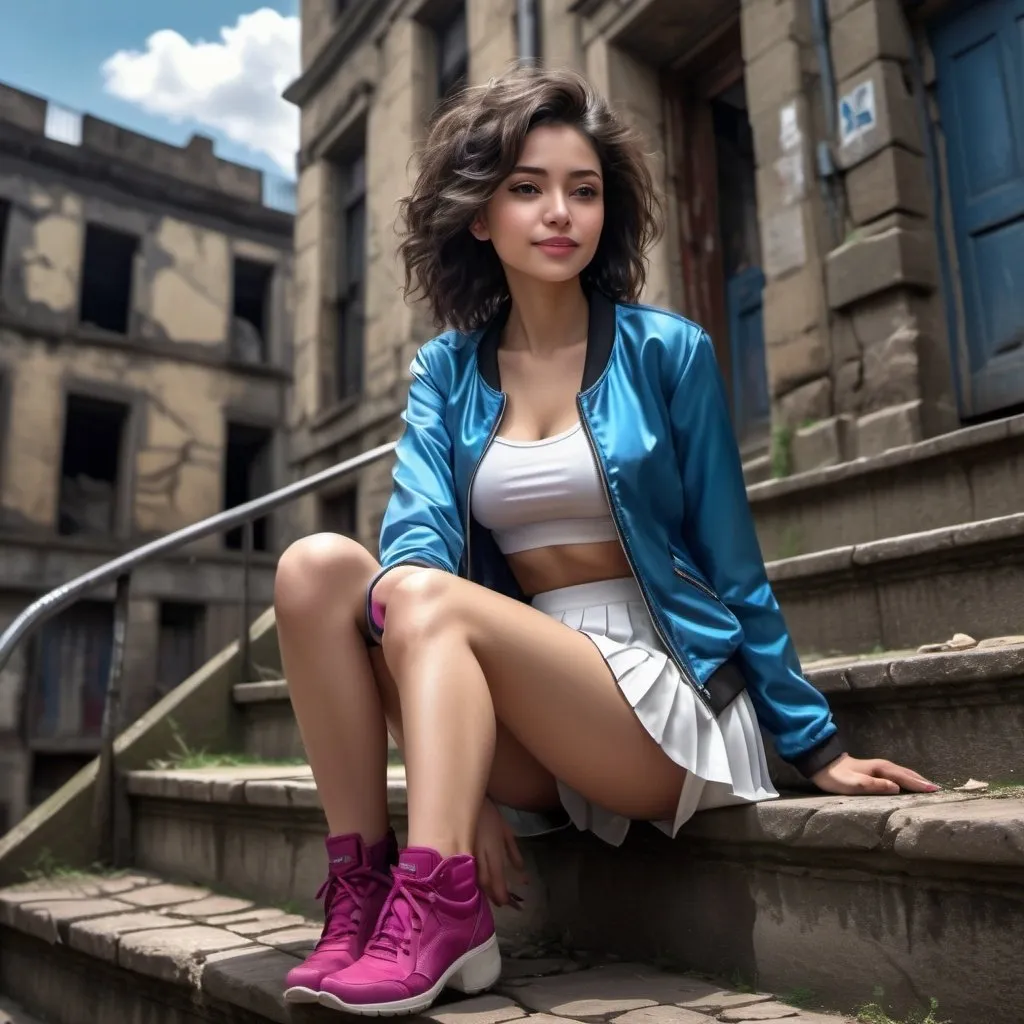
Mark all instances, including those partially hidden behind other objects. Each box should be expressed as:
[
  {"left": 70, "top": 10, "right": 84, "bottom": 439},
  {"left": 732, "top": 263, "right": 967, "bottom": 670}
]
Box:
[
  {"left": 334, "top": 153, "right": 366, "bottom": 402},
  {"left": 231, "top": 258, "right": 273, "bottom": 364},
  {"left": 223, "top": 422, "right": 273, "bottom": 551},
  {"left": 29, "top": 599, "right": 114, "bottom": 745},
  {"left": 79, "top": 224, "right": 137, "bottom": 334},
  {"left": 157, "top": 602, "right": 206, "bottom": 695},
  {"left": 58, "top": 394, "right": 129, "bottom": 537},
  {"left": 0, "top": 198, "right": 10, "bottom": 279},
  {"left": 320, "top": 487, "right": 357, "bottom": 536},
  {"left": 437, "top": 5, "right": 468, "bottom": 100}
]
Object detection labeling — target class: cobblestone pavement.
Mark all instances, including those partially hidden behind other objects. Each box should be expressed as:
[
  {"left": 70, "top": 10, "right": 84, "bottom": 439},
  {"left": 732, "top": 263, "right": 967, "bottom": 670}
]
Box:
[{"left": 0, "top": 873, "right": 857, "bottom": 1023}]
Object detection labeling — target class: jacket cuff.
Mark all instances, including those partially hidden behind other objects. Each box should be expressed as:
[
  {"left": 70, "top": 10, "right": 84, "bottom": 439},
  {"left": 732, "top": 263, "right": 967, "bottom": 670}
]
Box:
[
  {"left": 364, "top": 560, "right": 449, "bottom": 643},
  {"left": 790, "top": 733, "right": 846, "bottom": 778}
]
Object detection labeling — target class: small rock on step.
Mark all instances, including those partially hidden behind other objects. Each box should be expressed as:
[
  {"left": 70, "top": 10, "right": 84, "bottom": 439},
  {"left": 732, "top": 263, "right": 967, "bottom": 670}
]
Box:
[{"left": 917, "top": 632, "right": 977, "bottom": 653}]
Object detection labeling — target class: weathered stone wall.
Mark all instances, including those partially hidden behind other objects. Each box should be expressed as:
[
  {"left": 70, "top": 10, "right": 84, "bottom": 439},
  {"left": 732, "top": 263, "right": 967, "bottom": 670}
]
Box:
[
  {"left": 0, "top": 170, "right": 292, "bottom": 541},
  {"left": 820, "top": 0, "right": 957, "bottom": 463}
]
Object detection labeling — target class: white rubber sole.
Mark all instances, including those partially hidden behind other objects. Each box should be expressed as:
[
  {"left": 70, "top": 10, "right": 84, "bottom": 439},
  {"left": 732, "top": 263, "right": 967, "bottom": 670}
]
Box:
[
  {"left": 318, "top": 934, "right": 502, "bottom": 1017},
  {"left": 283, "top": 985, "right": 320, "bottom": 1004}
]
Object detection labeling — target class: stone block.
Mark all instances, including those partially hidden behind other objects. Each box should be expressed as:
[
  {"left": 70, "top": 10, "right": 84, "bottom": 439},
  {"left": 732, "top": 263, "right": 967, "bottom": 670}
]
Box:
[
  {"left": 837, "top": 60, "right": 922, "bottom": 169},
  {"left": 835, "top": 357, "right": 864, "bottom": 414},
  {"left": 200, "top": 945, "right": 296, "bottom": 1023},
  {"left": 856, "top": 400, "right": 922, "bottom": 456},
  {"left": 745, "top": 39, "right": 808, "bottom": 118},
  {"left": 719, "top": 1002, "right": 801, "bottom": 1020},
  {"left": 887, "top": 800, "right": 1024, "bottom": 866},
  {"left": 790, "top": 416, "right": 854, "bottom": 473},
  {"left": 826, "top": 227, "right": 937, "bottom": 310},
  {"left": 846, "top": 145, "right": 930, "bottom": 225},
  {"left": 831, "top": 0, "right": 910, "bottom": 82},
  {"left": 860, "top": 322, "right": 922, "bottom": 412},
  {"left": 423, "top": 994, "right": 527, "bottom": 1024},
  {"left": 67, "top": 911, "right": 192, "bottom": 962},
  {"left": 741, "top": 0, "right": 813, "bottom": 64},
  {"left": 760, "top": 205, "right": 810, "bottom": 277},
  {"left": 118, "top": 923, "right": 253, "bottom": 985},
  {"left": 776, "top": 376, "right": 833, "bottom": 427},
  {"left": 763, "top": 264, "right": 822, "bottom": 343},
  {"left": 766, "top": 328, "right": 830, "bottom": 397}
]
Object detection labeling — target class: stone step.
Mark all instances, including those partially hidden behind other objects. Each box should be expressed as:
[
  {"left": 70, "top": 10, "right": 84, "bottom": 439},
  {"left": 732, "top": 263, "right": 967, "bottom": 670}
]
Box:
[
  {"left": 234, "top": 680, "right": 401, "bottom": 762},
  {"left": 768, "top": 511, "right": 1024, "bottom": 656},
  {"left": 234, "top": 641, "right": 1024, "bottom": 789},
  {"left": 0, "top": 869, "right": 856, "bottom": 1024},
  {"left": 749, "top": 411, "right": 1024, "bottom": 560},
  {"left": 122, "top": 764, "right": 1021, "bottom": 1024}
]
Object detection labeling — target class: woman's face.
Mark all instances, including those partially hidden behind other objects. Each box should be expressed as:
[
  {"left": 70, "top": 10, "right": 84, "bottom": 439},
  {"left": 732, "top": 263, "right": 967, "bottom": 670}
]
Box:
[{"left": 471, "top": 123, "right": 605, "bottom": 285}]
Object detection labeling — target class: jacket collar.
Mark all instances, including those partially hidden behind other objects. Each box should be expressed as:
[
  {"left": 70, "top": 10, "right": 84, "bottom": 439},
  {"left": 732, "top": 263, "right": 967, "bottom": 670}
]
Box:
[{"left": 476, "top": 289, "right": 617, "bottom": 393}]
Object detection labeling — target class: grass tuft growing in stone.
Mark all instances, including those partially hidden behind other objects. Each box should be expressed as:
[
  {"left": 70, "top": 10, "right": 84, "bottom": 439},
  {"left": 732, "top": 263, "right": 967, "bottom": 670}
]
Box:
[
  {"left": 21, "top": 848, "right": 129, "bottom": 883},
  {"left": 856, "top": 995, "right": 949, "bottom": 1024},
  {"left": 147, "top": 719, "right": 305, "bottom": 770}
]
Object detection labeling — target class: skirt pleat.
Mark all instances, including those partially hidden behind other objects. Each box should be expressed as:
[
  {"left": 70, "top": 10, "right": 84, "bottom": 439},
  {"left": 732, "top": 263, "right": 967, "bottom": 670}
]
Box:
[{"left": 528, "top": 576, "right": 778, "bottom": 847}]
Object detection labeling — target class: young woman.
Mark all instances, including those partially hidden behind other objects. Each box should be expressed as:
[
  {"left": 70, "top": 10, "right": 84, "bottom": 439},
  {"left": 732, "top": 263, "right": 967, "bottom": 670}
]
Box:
[{"left": 275, "top": 66, "right": 936, "bottom": 1017}]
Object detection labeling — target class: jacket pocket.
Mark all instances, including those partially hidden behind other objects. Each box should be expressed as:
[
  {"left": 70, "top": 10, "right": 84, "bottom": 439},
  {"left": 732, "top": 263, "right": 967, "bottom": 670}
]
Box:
[{"left": 669, "top": 550, "right": 722, "bottom": 605}]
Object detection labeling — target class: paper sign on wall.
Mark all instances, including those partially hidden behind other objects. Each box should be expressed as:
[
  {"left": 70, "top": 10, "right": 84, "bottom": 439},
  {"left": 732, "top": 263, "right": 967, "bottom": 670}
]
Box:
[{"left": 839, "top": 80, "right": 877, "bottom": 147}]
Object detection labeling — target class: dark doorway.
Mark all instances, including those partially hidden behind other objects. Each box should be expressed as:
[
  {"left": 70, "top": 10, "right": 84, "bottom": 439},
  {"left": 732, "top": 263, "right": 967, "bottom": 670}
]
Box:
[
  {"left": 223, "top": 422, "right": 273, "bottom": 551},
  {"left": 58, "top": 394, "right": 130, "bottom": 536}
]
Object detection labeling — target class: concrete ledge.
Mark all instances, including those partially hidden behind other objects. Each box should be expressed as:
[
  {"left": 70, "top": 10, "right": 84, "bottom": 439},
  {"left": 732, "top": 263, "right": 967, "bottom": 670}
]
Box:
[
  {"left": 748, "top": 412, "right": 1024, "bottom": 559},
  {"left": 768, "top": 512, "right": 1024, "bottom": 653},
  {"left": 233, "top": 681, "right": 289, "bottom": 704}
]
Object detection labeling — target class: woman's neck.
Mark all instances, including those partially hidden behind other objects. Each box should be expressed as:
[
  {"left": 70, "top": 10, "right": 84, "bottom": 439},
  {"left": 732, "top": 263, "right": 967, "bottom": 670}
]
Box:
[{"left": 501, "top": 276, "right": 589, "bottom": 356}]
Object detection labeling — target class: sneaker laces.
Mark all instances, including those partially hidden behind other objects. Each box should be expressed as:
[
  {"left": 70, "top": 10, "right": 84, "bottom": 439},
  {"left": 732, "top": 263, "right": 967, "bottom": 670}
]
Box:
[
  {"left": 364, "top": 873, "right": 436, "bottom": 961},
  {"left": 313, "top": 864, "right": 385, "bottom": 949}
]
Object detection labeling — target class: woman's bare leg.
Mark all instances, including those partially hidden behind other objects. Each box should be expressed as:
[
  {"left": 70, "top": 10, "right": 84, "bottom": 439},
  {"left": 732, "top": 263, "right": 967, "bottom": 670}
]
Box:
[
  {"left": 274, "top": 534, "right": 560, "bottom": 839},
  {"left": 274, "top": 534, "right": 391, "bottom": 839},
  {"left": 380, "top": 569, "right": 686, "bottom": 858}
]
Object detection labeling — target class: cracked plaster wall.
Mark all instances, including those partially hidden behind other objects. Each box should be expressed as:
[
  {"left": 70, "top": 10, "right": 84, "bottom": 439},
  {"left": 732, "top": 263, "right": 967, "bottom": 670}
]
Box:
[{"left": 0, "top": 167, "right": 293, "bottom": 541}]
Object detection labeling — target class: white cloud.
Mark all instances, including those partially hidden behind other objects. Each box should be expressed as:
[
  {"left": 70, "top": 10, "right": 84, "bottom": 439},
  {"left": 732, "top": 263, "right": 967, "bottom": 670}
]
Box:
[{"left": 101, "top": 8, "right": 300, "bottom": 175}]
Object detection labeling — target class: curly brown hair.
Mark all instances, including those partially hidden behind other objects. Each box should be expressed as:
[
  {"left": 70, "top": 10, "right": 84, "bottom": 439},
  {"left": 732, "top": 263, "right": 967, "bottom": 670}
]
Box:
[{"left": 397, "top": 66, "right": 663, "bottom": 333}]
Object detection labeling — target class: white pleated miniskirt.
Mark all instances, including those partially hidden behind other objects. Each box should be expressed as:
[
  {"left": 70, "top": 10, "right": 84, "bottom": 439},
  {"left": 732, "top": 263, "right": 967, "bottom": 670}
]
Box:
[{"left": 514, "top": 576, "right": 778, "bottom": 847}]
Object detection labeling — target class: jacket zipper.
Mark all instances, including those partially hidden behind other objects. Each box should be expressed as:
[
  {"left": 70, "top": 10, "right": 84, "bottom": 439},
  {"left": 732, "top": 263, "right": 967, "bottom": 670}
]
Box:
[
  {"left": 672, "top": 564, "right": 720, "bottom": 604},
  {"left": 463, "top": 393, "right": 507, "bottom": 583},
  {"left": 576, "top": 397, "right": 713, "bottom": 710}
]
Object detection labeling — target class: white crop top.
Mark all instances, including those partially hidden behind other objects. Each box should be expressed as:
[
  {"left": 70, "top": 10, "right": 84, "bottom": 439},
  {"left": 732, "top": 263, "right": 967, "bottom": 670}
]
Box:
[{"left": 471, "top": 422, "right": 618, "bottom": 554}]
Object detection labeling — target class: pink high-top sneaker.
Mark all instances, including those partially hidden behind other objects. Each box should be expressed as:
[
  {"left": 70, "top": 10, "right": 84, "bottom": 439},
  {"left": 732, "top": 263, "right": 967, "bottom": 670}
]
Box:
[
  {"left": 318, "top": 846, "right": 500, "bottom": 1016},
  {"left": 283, "top": 829, "right": 397, "bottom": 1003}
]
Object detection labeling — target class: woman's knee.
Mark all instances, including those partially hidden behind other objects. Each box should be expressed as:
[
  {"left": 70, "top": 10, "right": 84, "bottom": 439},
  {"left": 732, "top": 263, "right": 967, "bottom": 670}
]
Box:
[
  {"left": 274, "top": 533, "right": 374, "bottom": 621},
  {"left": 379, "top": 569, "right": 460, "bottom": 667}
]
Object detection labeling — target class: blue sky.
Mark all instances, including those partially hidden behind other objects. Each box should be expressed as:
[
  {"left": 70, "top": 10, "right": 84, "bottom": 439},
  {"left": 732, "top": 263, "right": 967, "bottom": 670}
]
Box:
[{"left": 0, "top": 1, "right": 300, "bottom": 178}]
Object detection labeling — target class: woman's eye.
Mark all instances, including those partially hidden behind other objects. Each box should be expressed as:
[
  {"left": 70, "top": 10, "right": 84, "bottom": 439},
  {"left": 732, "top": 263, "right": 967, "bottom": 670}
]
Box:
[
  {"left": 511, "top": 182, "right": 540, "bottom": 194},
  {"left": 576, "top": 186, "right": 599, "bottom": 198}
]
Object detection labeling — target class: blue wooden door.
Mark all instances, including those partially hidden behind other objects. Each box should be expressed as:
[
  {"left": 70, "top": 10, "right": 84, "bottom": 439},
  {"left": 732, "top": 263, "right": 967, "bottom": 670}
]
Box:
[
  {"left": 933, "top": 0, "right": 1024, "bottom": 415},
  {"left": 727, "top": 266, "right": 770, "bottom": 443}
]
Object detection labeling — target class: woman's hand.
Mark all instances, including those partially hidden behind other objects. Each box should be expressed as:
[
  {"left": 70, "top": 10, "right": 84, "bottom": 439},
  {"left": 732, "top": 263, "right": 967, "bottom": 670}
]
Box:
[
  {"left": 812, "top": 753, "right": 940, "bottom": 795},
  {"left": 474, "top": 797, "right": 526, "bottom": 908}
]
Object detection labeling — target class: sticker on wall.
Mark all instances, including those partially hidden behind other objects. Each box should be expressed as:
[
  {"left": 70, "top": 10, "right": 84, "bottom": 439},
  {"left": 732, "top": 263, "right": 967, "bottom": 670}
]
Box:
[
  {"left": 779, "top": 103, "right": 800, "bottom": 153},
  {"left": 838, "top": 80, "right": 876, "bottom": 147}
]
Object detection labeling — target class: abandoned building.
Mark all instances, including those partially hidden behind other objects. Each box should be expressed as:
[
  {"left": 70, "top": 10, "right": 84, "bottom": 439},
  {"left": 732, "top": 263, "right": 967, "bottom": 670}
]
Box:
[
  {"left": 284, "top": 0, "right": 1023, "bottom": 539},
  {"left": 0, "top": 82, "right": 296, "bottom": 828}
]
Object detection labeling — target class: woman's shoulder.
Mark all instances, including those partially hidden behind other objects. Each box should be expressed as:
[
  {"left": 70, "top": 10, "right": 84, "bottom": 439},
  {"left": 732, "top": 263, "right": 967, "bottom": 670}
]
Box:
[
  {"left": 409, "top": 325, "right": 485, "bottom": 382},
  {"left": 612, "top": 299, "right": 710, "bottom": 372}
]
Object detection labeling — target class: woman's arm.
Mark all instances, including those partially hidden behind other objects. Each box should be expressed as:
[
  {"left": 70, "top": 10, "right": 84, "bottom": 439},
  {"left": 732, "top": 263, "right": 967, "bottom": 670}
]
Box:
[
  {"left": 365, "top": 342, "right": 464, "bottom": 641},
  {"left": 666, "top": 327, "right": 939, "bottom": 793}
]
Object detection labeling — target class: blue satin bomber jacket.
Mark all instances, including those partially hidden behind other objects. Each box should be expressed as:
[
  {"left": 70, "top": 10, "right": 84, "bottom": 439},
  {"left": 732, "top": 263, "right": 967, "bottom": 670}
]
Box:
[{"left": 366, "top": 290, "right": 844, "bottom": 778}]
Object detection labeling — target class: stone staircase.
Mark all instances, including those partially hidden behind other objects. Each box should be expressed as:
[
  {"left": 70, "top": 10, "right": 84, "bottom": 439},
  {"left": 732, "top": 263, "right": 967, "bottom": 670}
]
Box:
[{"left": 2, "top": 417, "right": 1024, "bottom": 1024}]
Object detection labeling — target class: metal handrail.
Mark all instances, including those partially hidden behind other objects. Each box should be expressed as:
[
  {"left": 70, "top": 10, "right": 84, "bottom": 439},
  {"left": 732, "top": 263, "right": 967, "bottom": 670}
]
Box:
[
  {"left": 0, "top": 440, "right": 395, "bottom": 672},
  {"left": 0, "top": 438, "right": 397, "bottom": 865}
]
